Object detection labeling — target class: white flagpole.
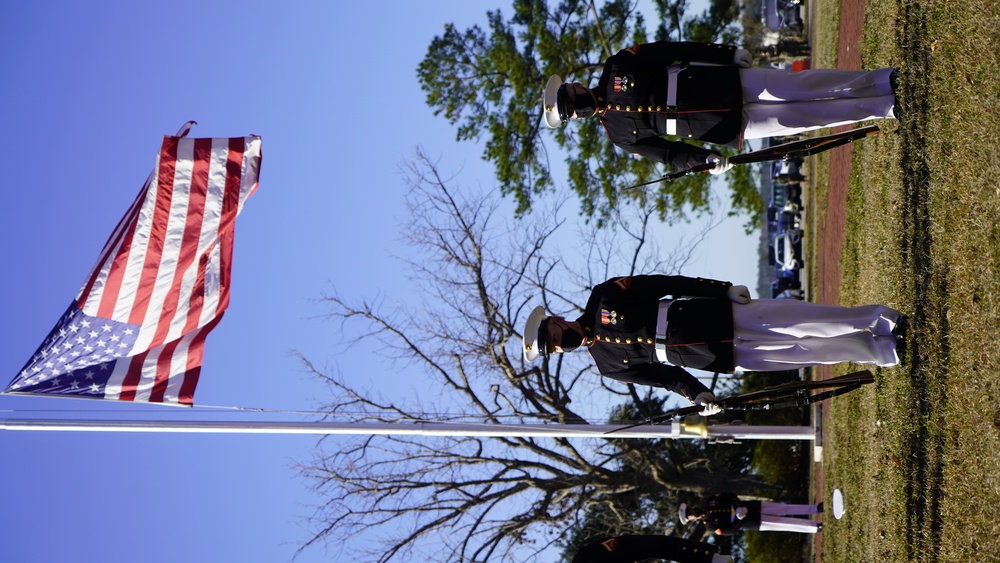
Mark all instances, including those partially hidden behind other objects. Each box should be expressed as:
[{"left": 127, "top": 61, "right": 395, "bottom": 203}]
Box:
[{"left": 0, "top": 418, "right": 817, "bottom": 440}]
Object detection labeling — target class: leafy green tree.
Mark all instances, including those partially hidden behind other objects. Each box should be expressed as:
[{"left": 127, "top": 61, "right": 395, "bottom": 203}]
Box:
[{"left": 418, "top": 0, "right": 760, "bottom": 229}]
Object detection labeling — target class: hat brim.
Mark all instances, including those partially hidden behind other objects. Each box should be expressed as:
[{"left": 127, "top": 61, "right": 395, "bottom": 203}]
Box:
[
  {"left": 522, "top": 305, "right": 547, "bottom": 362},
  {"left": 543, "top": 75, "right": 564, "bottom": 129}
]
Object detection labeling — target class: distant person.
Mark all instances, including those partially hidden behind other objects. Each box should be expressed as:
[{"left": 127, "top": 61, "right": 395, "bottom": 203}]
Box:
[
  {"left": 680, "top": 492, "right": 822, "bottom": 535},
  {"left": 570, "top": 535, "right": 732, "bottom": 563},
  {"left": 523, "top": 275, "right": 905, "bottom": 412},
  {"left": 543, "top": 41, "right": 898, "bottom": 174}
]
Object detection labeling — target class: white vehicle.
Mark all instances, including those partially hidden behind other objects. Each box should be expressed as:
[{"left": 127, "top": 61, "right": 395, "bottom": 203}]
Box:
[{"left": 774, "top": 229, "right": 803, "bottom": 271}]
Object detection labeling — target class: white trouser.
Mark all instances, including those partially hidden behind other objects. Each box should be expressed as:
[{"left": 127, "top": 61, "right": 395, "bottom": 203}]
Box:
[
  {"left": 757, "top": 501, "right": 821, "bottom": 533},
  {"left": 761, "top": 501, "right": 819, "bottom": 515},
  {"left": 758, "top": 516, "right": 820, "bottom": 533},
  {"left": 739, "top": 67, "right": 896, "bottom": 138},
  {"left": 732, "top": 300, "right": 901, "bottom": 370}
]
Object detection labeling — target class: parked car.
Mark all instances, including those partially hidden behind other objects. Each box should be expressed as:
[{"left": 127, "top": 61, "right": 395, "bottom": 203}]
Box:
[
  {"left": 774, "top": 233, "right": 800, "bottom": 271},
  {"left": 762, "top": 0, "right": 804, "bottom": 32},
  {"left": 773, "top": 287, "right": 804, "bottom": 299},
  {"left": 774, "top": 264, "right": 801, "bottom": 284},
  {"left": 770, "top": 275, "right": 804, "bottom": 299},
  {"left": 770, "top": 183, "right": 802, "bottom": 215},
  {"left": 770, "top": 206, "right": 801, "bottom": 233},
  {"left": 772, "top": 158, "right": 806, "bottom": 186},
  {"left": 773, "top": 217, "right": 803, "bottom": 272}
]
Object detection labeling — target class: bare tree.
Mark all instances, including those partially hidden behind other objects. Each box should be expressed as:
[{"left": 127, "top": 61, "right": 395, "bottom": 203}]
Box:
[{"left": 297, "top": 148, "right": 765, "bottom": 562}]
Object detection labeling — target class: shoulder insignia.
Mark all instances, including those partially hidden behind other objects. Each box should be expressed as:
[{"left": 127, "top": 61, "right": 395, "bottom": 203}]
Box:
[
  {"left": 600, "top": 538, "right": 619, "bottom": 552},
  {"left": 613, "top": 276, "right": 632, "bottom": 290}
]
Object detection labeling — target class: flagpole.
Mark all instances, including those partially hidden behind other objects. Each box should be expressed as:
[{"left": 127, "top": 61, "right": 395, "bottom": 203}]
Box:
[{"left": 0, "top": 418, "right": 817, "bottom": 440}]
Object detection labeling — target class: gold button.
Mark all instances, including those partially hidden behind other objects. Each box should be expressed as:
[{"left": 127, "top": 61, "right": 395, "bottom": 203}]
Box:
[
  {"left": 625, "top": 338, "right": 632, "bottom": 344},
  {"left": 656, "top": 106, "right": 662, "bottom": 111},
  {"left": 625, "top": 105, "right": 631, "bottom": 111},
  {"left": 623, "top": 359, "right": 629, "bottom": 363},
  {"left": 615, "top": 105, "right": 621, "bottom": 110},
  {"left": 607, "top": 104, "right": 612, "bottom": 109},
  {"left": 632, "top": 130, "right": 637, "bottom": 134},
  {"left": 615, "top": 337, "right": 621, "bottom": 343},
  {"left": 638, "top": 106, "right": 643, "bottom": 111}
]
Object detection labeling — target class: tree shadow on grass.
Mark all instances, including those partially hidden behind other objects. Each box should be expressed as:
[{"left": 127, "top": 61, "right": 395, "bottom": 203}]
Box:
[{"left": 896, "top": 3, "right": 948, "bottom": 560}]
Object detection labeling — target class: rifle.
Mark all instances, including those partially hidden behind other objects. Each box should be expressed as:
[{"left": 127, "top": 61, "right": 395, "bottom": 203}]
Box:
[
  {"left": 623, "top": 125, "right": 880, "bottom": 191},
  {"left": 604, "top": 370, "right": 875, "bottom": 435}
]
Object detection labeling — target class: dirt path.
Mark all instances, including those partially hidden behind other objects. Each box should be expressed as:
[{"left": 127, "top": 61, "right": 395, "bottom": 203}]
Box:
[
  {"left": 815, "top": 0, "right": 865, "bottom": 311},
  {"left": 812, "top": 0, "right": 866, "bottom": 559}
]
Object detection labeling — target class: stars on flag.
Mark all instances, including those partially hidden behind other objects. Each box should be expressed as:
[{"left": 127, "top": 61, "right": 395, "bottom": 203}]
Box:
[{"left": 7, "top": 303, "right": 139, "bottom": 398}]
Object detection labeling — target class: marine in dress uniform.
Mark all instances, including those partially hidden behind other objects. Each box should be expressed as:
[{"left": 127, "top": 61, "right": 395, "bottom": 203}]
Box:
[
  {"left": 680, "top": 493, "right": 821, "bottom": 535},
  {"left": 570, "top": 535, "right": 731, "bottom": 563},
  {"left": 542, "top": 41, "right": 898, "bottom": 171},
  {"left": 522, "top": 275, "right": 905, "bottom": 408}
]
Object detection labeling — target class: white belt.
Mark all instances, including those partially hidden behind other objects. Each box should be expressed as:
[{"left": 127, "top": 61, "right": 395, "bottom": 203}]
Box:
[
  {"left": 665, "top": 66, "right": 683, "bottom": 135},
  {"left": 654, "top": 299, "right": 673, "bottom": 362}
]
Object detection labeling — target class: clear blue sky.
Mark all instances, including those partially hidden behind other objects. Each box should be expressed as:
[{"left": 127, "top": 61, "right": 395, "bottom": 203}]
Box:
[{"left": 0, "top": 1, "right": 754, "bottom": 562}]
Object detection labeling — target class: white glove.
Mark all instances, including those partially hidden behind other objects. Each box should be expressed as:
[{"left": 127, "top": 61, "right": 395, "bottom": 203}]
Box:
[
  {"left": 694, "top": 391, "right": 722, "bottom": 416},
  {"left": 733, "top": 48, "right": 752, "bottom": 68},
  {"left": 735, "top": 507, "right": 749, "bottom": 520},
  {"left": 706, "top": 154, "right": 732, "bottom": 175},
  {"left": 727, "top": 284, "right": 751, "bottom": 304},
  {"left": 712, "top": 555, "right": 734, "bottom": 563}
]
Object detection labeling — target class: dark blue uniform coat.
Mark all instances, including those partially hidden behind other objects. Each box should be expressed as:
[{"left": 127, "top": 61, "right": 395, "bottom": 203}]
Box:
[
  {"left": 594, "top": 41, "right": 744, "bottom": 168},
  {"left": 702, "top": 492, "right": 763, "bottom": 535},
  {"left": 577, "top": 275, "right": 735, "bottom": 400}
]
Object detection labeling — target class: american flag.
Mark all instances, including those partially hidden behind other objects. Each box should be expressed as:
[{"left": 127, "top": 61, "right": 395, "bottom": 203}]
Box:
[{"left": 4, "top": 127, "right": 262, "bottom": 405}]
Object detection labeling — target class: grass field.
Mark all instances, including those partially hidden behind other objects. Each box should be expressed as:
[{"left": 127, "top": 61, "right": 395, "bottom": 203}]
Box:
[{"left": 808, "top": 0, "right": 1000, "bottom": 560}]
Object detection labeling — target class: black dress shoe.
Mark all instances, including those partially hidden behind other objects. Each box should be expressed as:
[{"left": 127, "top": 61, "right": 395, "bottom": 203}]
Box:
[
  {"left": 890, "top": 69, "right": 902, "bottom": 119},
  {"left": 894, "top": 315, "right": 909, "bottom": 363},
  {"left": 893, "top": 315, "right": 909, "bottom": 339}
]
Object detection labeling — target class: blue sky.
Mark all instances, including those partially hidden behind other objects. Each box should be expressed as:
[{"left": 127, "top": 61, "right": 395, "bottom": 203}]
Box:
[{"left": 0, "top": 1, "right": 754, "bottom": 562}]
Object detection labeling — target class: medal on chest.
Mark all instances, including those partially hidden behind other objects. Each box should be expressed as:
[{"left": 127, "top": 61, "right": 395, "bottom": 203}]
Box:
[
  {"left": 601, "top": 309, "right": 618, "bottom": 325},
  {"left": 613, "top": 76, "right": 634, "bottom": 93}
]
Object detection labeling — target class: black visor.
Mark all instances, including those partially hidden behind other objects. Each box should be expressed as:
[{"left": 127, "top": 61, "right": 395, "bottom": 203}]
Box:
[
  {"left": 556, "top": 87, "right": 570, "bottom": 123},
  {"left": 536, "top": 318, "right": 550, "bottom": 357}
]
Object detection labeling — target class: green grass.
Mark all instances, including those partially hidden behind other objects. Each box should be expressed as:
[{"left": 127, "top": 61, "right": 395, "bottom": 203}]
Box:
[{"left": 810, "top": 0, "right": 1000, "bottom": 560}]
